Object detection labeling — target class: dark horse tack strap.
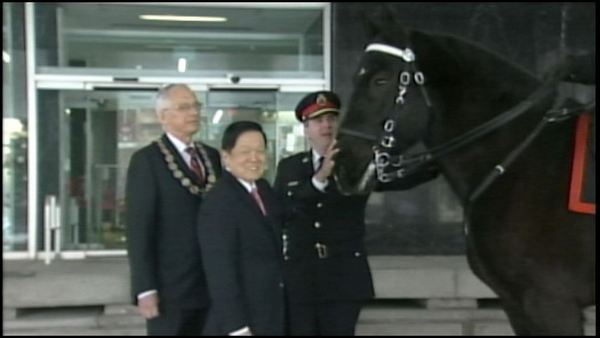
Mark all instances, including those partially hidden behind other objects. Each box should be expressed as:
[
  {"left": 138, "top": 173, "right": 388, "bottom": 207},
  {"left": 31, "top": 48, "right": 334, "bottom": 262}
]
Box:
[{"left": 467, "top": 97, "right": 594, "bottom": 202}]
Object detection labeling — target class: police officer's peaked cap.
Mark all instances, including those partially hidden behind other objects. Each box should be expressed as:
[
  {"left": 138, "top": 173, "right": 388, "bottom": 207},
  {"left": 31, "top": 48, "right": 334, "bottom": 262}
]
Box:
[{"left": 295, "top": 91, "right": 341, "bottom": 122}]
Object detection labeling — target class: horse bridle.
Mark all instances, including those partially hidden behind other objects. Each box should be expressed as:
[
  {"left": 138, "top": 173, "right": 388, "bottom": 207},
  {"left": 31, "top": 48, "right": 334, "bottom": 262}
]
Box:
[
  {"left": 338, "top": 42, "right": 593, "bottom": 200},
  {"left": 338, "top": 43, "right": 434, "bottom": 183}
]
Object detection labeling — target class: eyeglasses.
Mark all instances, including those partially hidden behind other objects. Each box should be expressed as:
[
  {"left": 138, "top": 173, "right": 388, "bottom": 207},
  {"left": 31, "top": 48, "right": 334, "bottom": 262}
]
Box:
[{"left": 171, "top": 102, "right": 203, "bottom": 113}]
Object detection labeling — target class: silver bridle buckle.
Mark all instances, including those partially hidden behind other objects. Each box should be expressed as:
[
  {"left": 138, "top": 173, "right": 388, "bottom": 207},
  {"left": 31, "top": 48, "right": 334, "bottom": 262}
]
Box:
[
  {"left": 380, "top": 135, "right": 396, "bottom": 148},
  {"left": 315, "top": 243, "right": 328, "bottom": 259}
]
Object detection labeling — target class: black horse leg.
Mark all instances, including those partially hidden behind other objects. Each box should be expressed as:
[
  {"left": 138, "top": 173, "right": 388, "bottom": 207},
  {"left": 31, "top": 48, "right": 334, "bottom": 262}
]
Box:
[
  {"left": 519, "top": 292, "right": 584, "bottom": 335},
  {"left": 497, "top": 297, "right": 531, "bottom": 335}
]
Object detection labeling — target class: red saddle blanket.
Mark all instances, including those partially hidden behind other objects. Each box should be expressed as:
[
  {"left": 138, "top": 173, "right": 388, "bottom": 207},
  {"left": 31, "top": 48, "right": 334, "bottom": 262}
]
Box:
[{"left": 569, "top": 114, "right": 595, "bottom": 214}]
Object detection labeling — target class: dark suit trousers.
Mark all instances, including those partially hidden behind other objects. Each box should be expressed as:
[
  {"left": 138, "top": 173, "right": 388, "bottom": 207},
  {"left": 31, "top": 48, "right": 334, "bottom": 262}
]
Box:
[
  {"left": 147, "top": 308, "right": 207, "bottom": 336},
  {"left": 288, "top": 301, "right": 363, "bottom": 336}
]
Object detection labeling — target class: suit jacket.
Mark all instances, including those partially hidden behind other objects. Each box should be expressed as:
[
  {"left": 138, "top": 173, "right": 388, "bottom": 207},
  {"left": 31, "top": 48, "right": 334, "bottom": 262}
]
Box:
[
  {"left": 125, "top": 134, "right": 222, "bottom": 311},
  {"left": 198, "top": 171, "right": 285, "bottom": 336},
  {"left": 274, "top": 151, "right": 374, "bottom": 304}
]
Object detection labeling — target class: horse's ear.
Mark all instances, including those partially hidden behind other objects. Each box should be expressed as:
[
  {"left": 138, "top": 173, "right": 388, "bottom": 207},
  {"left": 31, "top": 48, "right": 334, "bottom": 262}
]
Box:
[
  {"left": 363, "top": 4, "right": 398, "bottom": 40},
  {"left": 362, "top": 10, "right": 381, "bottom": 40}
]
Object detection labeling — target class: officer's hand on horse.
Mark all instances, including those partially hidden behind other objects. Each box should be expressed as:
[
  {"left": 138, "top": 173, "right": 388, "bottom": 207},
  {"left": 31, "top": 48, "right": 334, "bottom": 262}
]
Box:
[{"left": 314, "top": 140, "right": 340, "bottom": 183}]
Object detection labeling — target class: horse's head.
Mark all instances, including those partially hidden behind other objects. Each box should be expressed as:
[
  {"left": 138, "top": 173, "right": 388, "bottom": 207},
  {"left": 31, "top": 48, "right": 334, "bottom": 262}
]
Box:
[
  {"left": 334, "top": 7, "right": 575, "bottom": 197},
  {"left": 335, "top": 19, "right": 435, "bottom": 195}
]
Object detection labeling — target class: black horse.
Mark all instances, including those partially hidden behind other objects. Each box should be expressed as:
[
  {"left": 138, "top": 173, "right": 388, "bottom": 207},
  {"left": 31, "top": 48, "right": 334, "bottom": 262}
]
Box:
[{"left": 334, "top": 15, "right": 595, "bottom": 336}]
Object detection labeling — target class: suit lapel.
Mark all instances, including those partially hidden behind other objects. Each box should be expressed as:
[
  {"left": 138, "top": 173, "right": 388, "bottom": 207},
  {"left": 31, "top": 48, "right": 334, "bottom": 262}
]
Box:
[
  {"left": 223, "top": 173, "right": 281, "bottom": 251},
  {"left": 257, "top": 180, "right": 282, "bottom": 249},
  {"left": 226, "top": 173, "right": 266, "bottom": 219}
]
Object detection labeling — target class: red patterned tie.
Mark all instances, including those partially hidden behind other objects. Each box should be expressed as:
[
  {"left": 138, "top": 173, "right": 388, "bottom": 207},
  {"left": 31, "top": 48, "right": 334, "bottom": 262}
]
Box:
[
  {"left": 185, "top": 147, "right": 205, "bottom": 185},
  {"left": 250, "top": 187, "right": 267, "bottom": 216}
]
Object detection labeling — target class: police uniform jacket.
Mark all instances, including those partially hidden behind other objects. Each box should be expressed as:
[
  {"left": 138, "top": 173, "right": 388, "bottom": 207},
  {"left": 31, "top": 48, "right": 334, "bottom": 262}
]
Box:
[{"left": 274, "top": 151, "right": 374, "bottom": 304}]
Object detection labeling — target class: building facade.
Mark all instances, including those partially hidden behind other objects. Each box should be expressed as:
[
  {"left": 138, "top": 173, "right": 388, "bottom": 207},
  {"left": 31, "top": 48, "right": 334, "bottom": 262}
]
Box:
[
  {"left": 4, "top": 2, "right": 594, "bottom": 262},
  {"left": 3, "top": 2, "right": 331, "bottom": 261}
]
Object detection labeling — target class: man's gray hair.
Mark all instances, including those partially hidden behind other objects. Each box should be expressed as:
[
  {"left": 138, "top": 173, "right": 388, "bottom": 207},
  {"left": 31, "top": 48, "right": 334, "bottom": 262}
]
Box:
[{"left": 155, "top": 83, "right": 193, "bottom": 114}]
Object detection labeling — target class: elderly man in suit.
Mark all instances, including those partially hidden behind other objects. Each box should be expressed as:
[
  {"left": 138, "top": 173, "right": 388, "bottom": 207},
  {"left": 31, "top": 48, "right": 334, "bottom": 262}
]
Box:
[
  {"left": 125, "top": 83, "right": 222, "bottom": 335},
  {"left": 198, "top": 121, "right": 285, "bottom": 336}
]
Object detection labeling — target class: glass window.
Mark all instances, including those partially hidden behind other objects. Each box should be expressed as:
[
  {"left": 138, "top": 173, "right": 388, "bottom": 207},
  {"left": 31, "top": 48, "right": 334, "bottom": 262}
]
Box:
[
  {"left": 3, "top": 3, "right": 29, "bottom": 252},
  {"left": 199, "top": 90, "right": 307, "bottom": 182},
  {"left": 39, "top": 3, "right": 324, "bottom": 78},
  {"left": 41, "top": 89, "right": 307, "bottom": 251},
  {"left": 29, "top": 2, "right": 324, "bottom": 254}
]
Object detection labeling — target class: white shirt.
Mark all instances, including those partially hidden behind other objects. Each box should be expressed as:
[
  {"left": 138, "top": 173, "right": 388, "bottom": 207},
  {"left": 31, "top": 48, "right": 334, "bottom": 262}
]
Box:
[
  {"left": 236, "top": 178, "right": 256, "bottom": 193},
  {"left": 166, "top": 132, "right": 196, "bottom": 168}
]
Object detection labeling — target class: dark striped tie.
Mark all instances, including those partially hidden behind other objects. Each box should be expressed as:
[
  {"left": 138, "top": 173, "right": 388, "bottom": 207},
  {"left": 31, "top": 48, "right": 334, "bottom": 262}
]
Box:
[{"left": 185, "top": 147, "right": 205, "bottom": 185}]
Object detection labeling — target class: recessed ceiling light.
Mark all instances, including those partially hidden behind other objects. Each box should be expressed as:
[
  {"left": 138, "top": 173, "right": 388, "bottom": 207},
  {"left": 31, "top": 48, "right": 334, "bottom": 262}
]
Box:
[
  {"left": 212, "top": 109, "right": 224, "bottom": 124},
  {"left": 139, "top": 14, "right": 227, "bottom": 22},
  {"left": 177, "top": 58, "right": 187, "bottom": 73}
]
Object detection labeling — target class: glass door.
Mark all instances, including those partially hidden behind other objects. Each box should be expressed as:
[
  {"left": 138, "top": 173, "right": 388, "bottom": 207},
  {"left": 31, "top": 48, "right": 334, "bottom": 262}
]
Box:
[
  {"left": 19, "top": 2, "right": 328, "bottom": 261},
  {"left": 38, "top": 87, "right": 309, "bottom": 259},
  {"left": 37, "top": 89, "right": 159, "bottom": 256},
  {"left": 62, "top": 91, "right": 152, "bottom": 252}
]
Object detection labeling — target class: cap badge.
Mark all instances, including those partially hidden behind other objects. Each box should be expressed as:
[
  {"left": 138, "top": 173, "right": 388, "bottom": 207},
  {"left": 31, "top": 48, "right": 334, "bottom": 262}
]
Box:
[{"left": 316, "top": 94, "right": 328, "bottom": 106}]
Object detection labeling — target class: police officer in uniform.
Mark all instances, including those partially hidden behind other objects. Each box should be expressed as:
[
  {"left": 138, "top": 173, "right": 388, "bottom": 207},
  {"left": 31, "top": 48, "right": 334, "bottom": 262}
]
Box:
[
  {"left": 274, "top": 91, "right": 372, "bottom": 336},
  {"left": 275, "top": 90, "right": 440, "bottom": 335}
]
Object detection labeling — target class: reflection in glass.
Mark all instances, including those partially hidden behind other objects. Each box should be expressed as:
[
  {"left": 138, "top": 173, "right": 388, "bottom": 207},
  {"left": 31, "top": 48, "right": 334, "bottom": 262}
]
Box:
[
  {"left": 56, "top": 89, "right": 308, "bottom": 251},
  {"left": 199, "top": 90, "right": 307, "bottom": 183},
  {"left": 3, "top": 2, "right": 29, "bottom": 252},
  {"left": 42, "top": 4, "right": 324, "bottom": 77}
]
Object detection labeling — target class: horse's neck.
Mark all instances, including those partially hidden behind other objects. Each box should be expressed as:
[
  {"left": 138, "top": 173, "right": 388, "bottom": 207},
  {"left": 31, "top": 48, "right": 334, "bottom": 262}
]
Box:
[{"left": 435, "top": 98, "right": 554, "bottom": 204}]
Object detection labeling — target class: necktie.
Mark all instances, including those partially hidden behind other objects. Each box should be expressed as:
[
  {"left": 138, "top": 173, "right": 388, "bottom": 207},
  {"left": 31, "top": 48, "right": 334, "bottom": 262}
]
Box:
[
  {"left": 185, "top": 147, "right": 205, "bottom": 185},
  {"left": 316, "top": 156, "right": 324, "bottom": 171},
  {"left": 250, "top": 187, "right": 267, "bottom": 216}
]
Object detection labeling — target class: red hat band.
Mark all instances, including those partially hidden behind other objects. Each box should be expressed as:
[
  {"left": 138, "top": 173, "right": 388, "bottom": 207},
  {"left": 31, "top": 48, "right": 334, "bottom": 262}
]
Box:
[{"left": 301, "top": 102, "right": 338, "bottom": 120}]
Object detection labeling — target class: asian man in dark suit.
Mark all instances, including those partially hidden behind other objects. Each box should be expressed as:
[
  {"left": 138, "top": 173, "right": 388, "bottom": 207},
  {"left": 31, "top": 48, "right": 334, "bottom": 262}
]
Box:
[
  {"left": 125, "top": 83, "right": 222, "bottom": 335},
  {"left": 198, "top": 121, "right": 285, "bottom": 336}
]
